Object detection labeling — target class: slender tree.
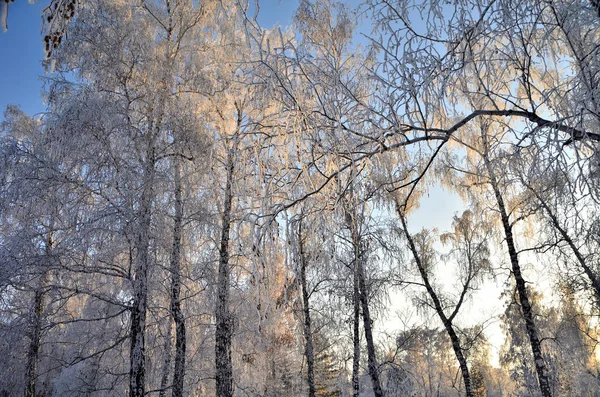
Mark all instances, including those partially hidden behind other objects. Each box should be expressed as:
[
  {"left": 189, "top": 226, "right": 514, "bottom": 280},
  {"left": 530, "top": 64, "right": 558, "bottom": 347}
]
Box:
[
  {"left": 341, "top": 183, "right": 384, "bottom": 397},
  {"left": 396, "top": 205, "right": 491, "bottom": 397},
  {"left": 295, "top": 214, "right": 316, "bottom": 397},
  {"left": 481, "top": 133, "right": 552, "bottom": 397}
]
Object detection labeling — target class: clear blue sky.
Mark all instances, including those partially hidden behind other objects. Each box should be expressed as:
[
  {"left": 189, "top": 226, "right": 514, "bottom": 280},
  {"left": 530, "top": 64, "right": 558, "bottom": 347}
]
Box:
[
  {"left": 0, "top": 0, "right": 49, "bottom": 119},
  {"left": 0, "top": 0, "right": 299, "bottom": 121}
]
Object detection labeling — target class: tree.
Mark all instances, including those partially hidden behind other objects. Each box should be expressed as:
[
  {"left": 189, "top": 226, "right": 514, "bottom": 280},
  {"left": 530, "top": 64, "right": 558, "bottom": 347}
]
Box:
[
  {"left": 0, "top": 106, "right": 89, "bottom": 396},
  {"left": 294, "top": 212, "right": 317, "bottom": 397},
  {"left": 397, "top": 206, "right": 492, "bottom": 397},
  {"left": 471, "top": 366, "right": 486, "bottom": 397},
  {"left": 41, "top": 1, "right": 217, "bottom": 394},
  {"left": 480, "top": 126, "right": 552, "bottom": 396},
  {"left": 387, "top": 327, "right": 461, "bottom": 396},
  {"left": 342, "top": 182, "right": 384, "bottom": 397},
  {"left": 0, "top": 107, "right": 56, "bottom": 397}
]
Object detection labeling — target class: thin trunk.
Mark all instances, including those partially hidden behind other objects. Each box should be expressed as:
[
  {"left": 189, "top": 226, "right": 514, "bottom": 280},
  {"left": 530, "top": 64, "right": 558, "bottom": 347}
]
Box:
[
  {"left": 25, "top": 288, "right": 44, "bottom": 397},
  {"left": 356, "top": 259, "right": 384, "bottom": 397},
  {"left": 24, "top": 280, "right": 48, "bottom": 397},
  {"left": 345, "top": 207, "right": 384, "bottom": 397},
  {"left": 25, "top": 232, "right": 52, "bottom": 397},
  {"left": 298, "top": 219, "right": 316, "bottom": 397},
  {"left": 396, "top": 206, "right": 473, "bottom": 397},
  {"left": 158, "top": 321, "right": 172, "bottom": 397},
  {"left": 482, "top": 144, "right": 552, "bottom": 397},
  {"left": 215, "top": 148, "right": 235, "bottom": 397},
  {"left": 352, "top": 252, "right": 361, "bottom": 397},
  {"left": 171, "top": 159, "right": 186, "bottom": 397},
  {"left": 335, "top": 173, "right": 361, "bottom": 397},
  {"left": 129, "top": 144, "right": 156, "bottom": 397}
]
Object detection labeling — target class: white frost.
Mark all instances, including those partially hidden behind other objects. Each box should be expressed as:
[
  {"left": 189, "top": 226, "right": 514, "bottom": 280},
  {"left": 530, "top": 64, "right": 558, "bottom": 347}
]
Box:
[{"left": 1, "top": 1, "right": 8, "bottom": 33}]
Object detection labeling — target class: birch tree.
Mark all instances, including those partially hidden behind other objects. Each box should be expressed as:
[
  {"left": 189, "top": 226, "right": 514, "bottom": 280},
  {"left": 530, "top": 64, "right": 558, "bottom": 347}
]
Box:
[
  {"left": 42, "top": 1, "right": 218, "bottom": 395},
  {"left": 396, "top": 206, "right": 491, "bottom": 397}
]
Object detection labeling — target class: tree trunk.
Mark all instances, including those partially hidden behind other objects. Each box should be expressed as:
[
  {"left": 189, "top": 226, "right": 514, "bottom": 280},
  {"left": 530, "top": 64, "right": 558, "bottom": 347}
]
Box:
[
  {"left": 483, "top": 146, "right": 552, "bottom": 397},
  {"left": 356, "top": 260, "right": 384, "bottom": 397},
  {"left": 352, "top": 251, "right": 361, "bottom": 397},
  {"left": 345, "top": 206, "right": 384, "bottom": 397},
  {"left": 397, "top": 207, "right": 473, "bottom": 397},
  {"left": 25, "top": 232, "right": 53, "bottom": 397},
  {"left": 24, "top": 278, "right": 48, "bottom": 397},
  {"left": 171, "top": 158, "right": 186, "bottom": 397},
  {"left": 25, "top": 287, "right": 44, "bottom": 397},
  {"left": 215, "top": 148, "right": 235, "bottom": 397},
  {"left": 129, "top": 144, "right": 156, "bottom": 397},
  {"left": 298, "top": 218, "right": 316, "bottom": 397},
  {"left": 158, "top": 320, "right": 172, "bottom": 397}
]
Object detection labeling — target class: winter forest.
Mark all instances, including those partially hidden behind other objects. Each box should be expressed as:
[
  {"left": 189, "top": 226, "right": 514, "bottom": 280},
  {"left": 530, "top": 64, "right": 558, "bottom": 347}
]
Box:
[{"left": 1, "top": 0, "right": 600, "bottom": 396}]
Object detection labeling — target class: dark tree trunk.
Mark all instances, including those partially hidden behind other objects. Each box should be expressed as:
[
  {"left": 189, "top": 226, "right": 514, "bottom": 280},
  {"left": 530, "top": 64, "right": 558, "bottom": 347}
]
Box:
[
  {"left": 356, "top": 259, "right": 384, "bottom": 397},
  {"left": 483, "top": 145, "right": 552, "bottom": 397},
  {"left": 352, "top": 253, "right": 361, "bottom": 397},
  {"left": 397, "top": 207, "right": 473, "bottom": 397},
  {"left": 25, "top": 274, "right": 49, "bottom": 397},
  {"left": 215, "top": 148, "right": 235, "bottom": 397},
  {"left": 25, "top": 232, "right": 53, "bottom": 397},
  {"left": 129, "top": 143, "right": 156, "bottom": 397},
  {"left": 345, "top": 203, "right": 384, "bottom": 397},
  {"left": 298, "top": 218, "right": 316, "bottom": 397},
  {"left": 171, "top": 159, "right": 186, "bottom": 397},
  {"left": 25, "top": 288, "right": 44, "bottom": 397},
  {"left": 158, "top": 321, "right": 172, "bottom": 397}
]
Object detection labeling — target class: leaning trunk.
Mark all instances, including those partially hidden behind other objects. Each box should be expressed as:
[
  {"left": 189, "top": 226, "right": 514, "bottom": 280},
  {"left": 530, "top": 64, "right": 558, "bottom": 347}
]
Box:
[
  {"left": 397, "top": 207, "right": 473, "bottom": 397},
  {"left": 483, "top": 146, "right": 552, "bottom": 397},
  {"left": 356, "top": 257, "right": 384, "bottom": 397}
]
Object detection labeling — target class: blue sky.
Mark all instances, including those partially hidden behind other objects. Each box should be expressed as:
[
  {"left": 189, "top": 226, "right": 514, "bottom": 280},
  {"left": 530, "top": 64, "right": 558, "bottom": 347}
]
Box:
[
  {"left": 0, "top": 0, "right": 49, "bottom": 118},
  {"left": 0, "top": 0, "right": 299, "bottom": 121}
]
